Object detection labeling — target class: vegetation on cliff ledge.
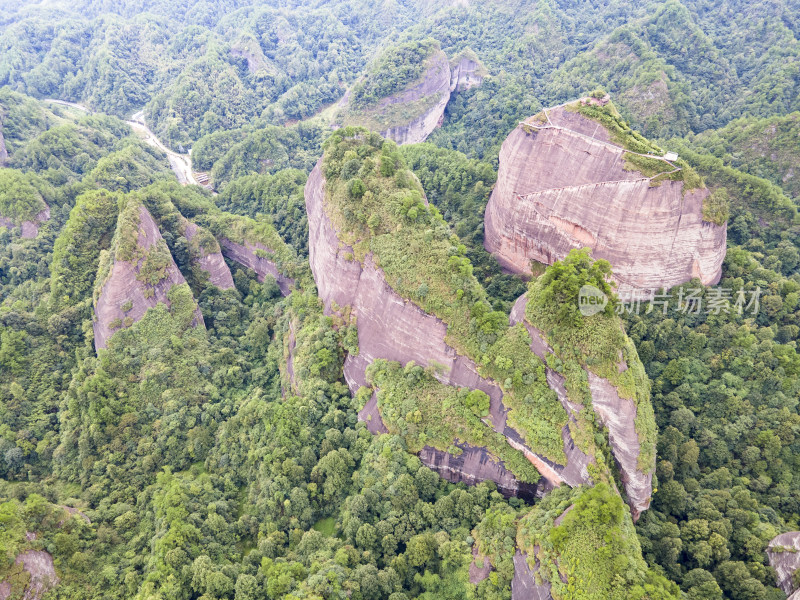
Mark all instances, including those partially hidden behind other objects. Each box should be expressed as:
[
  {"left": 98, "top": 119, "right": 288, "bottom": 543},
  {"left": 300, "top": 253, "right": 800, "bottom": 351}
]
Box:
[
  {"left": 568, "top": 98, "right": 703, "bottom": 190},
  {"left": 525, "top": 249, "right": 657, "bottom": 472},
  {"left": 323, "top": 127, "right": 572, "bottom": 464},
  {"left": 517, "top": 483, "right": 680, "bottom": 600},
  {"left": 349, "top": 39, "right": 440, "bottom": 110},
  {"left": 366, "top": 359, "right": 541, "bottom": 484}
]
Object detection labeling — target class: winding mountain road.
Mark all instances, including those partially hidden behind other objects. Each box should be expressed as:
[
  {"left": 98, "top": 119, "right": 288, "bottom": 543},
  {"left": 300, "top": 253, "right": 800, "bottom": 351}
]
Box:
[{"left": 44, "top": 99, "right": 204, "bottom": 188}]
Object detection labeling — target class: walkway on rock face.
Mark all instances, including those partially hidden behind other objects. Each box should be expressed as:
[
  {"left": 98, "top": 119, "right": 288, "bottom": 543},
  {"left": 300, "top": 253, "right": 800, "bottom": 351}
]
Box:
[
  {"left": 514, "top": 167, "right": 681, "bottom": 204},
  {"left": 513, "top": 102, "right": 681, "bottom": 201},
  {"left": 518, "top": 99, "right": 680, "bottom": 173},
  {"left": 43, "top": 100, "right": 212, "bottom": 191}
]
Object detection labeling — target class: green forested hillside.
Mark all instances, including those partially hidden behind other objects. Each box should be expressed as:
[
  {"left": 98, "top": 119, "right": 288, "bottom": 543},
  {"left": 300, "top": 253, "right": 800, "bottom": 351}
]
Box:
[{"left": 1, "top": 1, "right": 800, "bottom": 599}]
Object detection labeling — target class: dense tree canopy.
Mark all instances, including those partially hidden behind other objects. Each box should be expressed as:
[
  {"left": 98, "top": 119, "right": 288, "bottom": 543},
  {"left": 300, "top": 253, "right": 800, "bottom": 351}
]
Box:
[{"left": 1, "top": 1, "right": 800, "bottom": 598}]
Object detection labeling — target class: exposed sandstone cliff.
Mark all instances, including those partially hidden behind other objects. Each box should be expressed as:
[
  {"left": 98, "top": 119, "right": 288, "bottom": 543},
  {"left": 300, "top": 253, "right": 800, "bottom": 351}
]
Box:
[
  {"left": 340, "top": 50, "right": 451, "bottom": 145},
  {"left": 512, "top": 549, "right": 553, "bottom": 600},
  {"left": 510, "top": 292, "right": 654, "bottom": 518},
  {"left": 306, "top": 158, "right": 593, "bottom": 495},
  {"left": 450, "top": 50, "right": 486, "bottom": 91},
  {"left": 219, "top": 238, "right": 294, "bottom": 295},
  {"left": 182, "top": 220, "right": 235, "bottom": 290},
  {"left": 93, "top": 201, "right": 204, "bottom": 350},
  {"left": 767, "top": 532, "right": 800, "bottom": 596},
  {"left": 0, "top": 550, "right": 58, "bottom": 600},
  {"left": 484, "top": 99, "right": 727, "bottom": 297},
  {"left": 0, "top": 206, "right": 50, "bottom": 239}
]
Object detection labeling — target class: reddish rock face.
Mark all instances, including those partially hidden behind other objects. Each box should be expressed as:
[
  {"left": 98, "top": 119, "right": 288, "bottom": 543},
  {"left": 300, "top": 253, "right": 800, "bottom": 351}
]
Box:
[
  {"left": 509, "top": 293, "right": 654, "bottom": 518},
  {"left": 182, "top": 220, "right": 235, "bottom": 290},
  {"left": 768, "top": 532, "right": 800, "bottom": 596},
  {"left": 306, "top": 159, "right": 591, "bottom": 495},
  {"left": 93, "top": 205, "right": 204, "bottom": 350},
  {"left": 218, "top": 238, "right": 294, "bottom": 295},
  {"left": 0, "top": 206, "right": 50, "bottom": 239},
  {"left": 484, "top": 105, "right": 727, "bottom": 297}
]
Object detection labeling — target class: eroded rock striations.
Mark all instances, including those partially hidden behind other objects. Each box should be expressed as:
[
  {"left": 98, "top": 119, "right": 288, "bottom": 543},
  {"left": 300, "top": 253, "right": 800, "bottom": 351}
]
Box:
[
  {"left": 767, "top": 532, "right": 800, "bottom": 597},
  {"left": 93, "top": 201, "right": 204, "bottom": 350},
  {"left": 183, "top": 220, "right": 235, "bottom": 290},
  {"left": 306, "top": 158, "right": 594, "bottom": 497},
  {"left": 484, "top": 99, "right": 727, "bottom": 297}
]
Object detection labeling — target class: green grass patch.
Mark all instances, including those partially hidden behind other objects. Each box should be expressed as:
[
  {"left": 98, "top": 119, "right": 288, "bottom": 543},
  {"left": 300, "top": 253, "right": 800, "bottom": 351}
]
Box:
[{"left": 312, "top": 517, "right": 336, "bottom": 537}]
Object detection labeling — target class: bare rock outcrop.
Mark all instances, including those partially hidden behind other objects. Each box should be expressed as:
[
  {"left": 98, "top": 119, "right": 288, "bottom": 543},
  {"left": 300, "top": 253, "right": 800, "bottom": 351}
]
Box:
[
  {"left": 767, "top": 532, "right": 800, "bottom": 596},
  {"left": 93, "top": 203, "right": 204, "bottom": 350},
  {"left": 219, "top": 238, "right": 294, "bottom": 295},
  {"left": 341, "top": 50, "right": 451, "bottom": 145},
  {"left": 229, "top": 36, "right": 274, "bottom": 75},
  {"left": 306, "top": 159, "right": 591, "bottom": 495},
  {"left": 484, "top": 100, "right": 727, "bottom": 297},
  {"left": 469, "top": 547, "right": 493, "bottom": 585},
  {"left": 0, "top": 550, "right": 58, "bottom": 600},
  {"left": 183, "top": 220, "right": 235, "bottom": 290},
  {"left": 0, "top": 207, "right": 50, "bottom": 239},
  {"left": 512, "top": 549, "right": 553, "bottom": 600},
  {"left": 418, "top": 443, "right": 539, "bottom": 501},
  {"left": 510, "top": 293, "right": 653, "bottom": 518},
  {"left": 450, "top": 50, "right": 486, "bottom": 91}
]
